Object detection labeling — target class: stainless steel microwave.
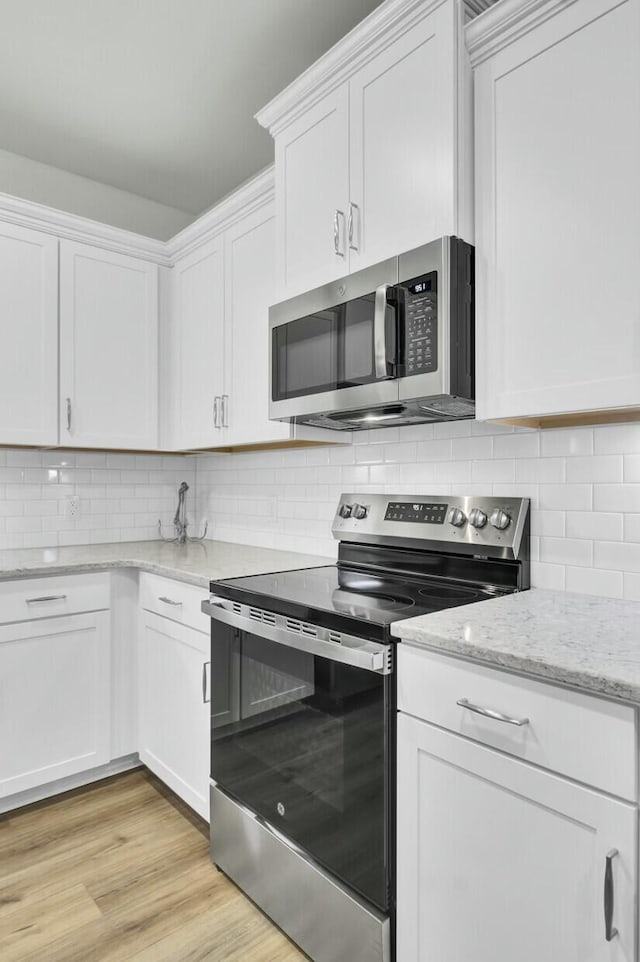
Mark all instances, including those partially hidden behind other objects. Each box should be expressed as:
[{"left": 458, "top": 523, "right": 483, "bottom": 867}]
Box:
[{"left": 269, "top": 236, "right": 474, "bottom": 430}]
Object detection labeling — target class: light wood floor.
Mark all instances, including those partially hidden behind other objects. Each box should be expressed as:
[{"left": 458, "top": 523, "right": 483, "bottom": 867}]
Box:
[{"left": 0, "top": 768, "right": 308, "bottom": 961}]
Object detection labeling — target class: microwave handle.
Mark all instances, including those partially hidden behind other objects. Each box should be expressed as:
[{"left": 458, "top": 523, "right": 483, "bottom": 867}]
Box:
[{"left": 374, "top": 284, "right": 392, "bottom": 379}]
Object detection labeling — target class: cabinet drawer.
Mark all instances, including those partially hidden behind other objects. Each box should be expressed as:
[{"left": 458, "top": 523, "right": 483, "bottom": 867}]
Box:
[
  {"left": 139, "top": 573, "right": 209, "bottom": 635},
  {"left": 398, "top": 645, "right": 637, "bottom": 800},
  {"left": 0, "top": 573, "right": 110, "bottom": 625}
]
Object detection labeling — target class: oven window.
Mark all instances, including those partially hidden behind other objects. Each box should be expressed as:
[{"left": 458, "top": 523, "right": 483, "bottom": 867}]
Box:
[
  {"left": 272, "top": 294, "right": 385, "bottom": 401},
  {"left": 211, "top": 624, "right": 391, "bottom": 912}
]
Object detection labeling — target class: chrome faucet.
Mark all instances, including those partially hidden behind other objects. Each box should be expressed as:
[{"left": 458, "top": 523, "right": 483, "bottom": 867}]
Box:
[{"left": 158, "top": 481, "right": 207, "bottom": 543}]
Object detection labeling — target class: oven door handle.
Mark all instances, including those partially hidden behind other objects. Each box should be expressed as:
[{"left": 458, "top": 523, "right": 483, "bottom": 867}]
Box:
[{"left": 201, "top": 598, "right": 391, "bottom": 675}]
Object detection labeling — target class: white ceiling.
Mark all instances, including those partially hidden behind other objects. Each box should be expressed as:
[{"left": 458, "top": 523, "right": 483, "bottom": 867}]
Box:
[{"left": 0, "top": 0, "right": 384, "bottom": 217}]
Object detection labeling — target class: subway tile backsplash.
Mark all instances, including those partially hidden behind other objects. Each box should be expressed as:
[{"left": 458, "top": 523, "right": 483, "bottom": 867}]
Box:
[
  {"left": 195, "top": 420, "right": 640, "bottom": 601},
  {"left": 0, "top": 449, "right": 196, "bottom": 549},
  {"left": 0, "top": 420, "right": 638, "bottom": 602}
]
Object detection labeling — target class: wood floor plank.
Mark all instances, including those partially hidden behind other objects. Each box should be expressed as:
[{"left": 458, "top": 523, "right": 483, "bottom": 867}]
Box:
[
  {"left": 128, "top": 889, "right": 308, "bottom": 962},
  {"left": 0, "top": 769, "right": 307, "bottom": 961},
  {"left": 0, "top": 882, "right": 102, "bottom": 962}
]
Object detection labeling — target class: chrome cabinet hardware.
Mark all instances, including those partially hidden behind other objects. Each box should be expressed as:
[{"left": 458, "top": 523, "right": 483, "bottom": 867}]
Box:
[
  {"left": 65, "top": 397, "right": 72, "bottom": 432},
  {"left": 202, "top": 661, "right": 211, "bottom": 704},
  {"left": 158, "top": 596, "right": 182, "bottom": 607},
  {"left": 213, "top": 395, "right": 221, "bottom": 428},
  {"left": 348, "top": 202, "right": 360, "bottom": 251},
  {"left": 456, "top": 697, "right": 530, "bottom": 727},
  {"left": 26, "top": 594, "right": 67, "bottom": 605},
  {"left": 221, "top": 394, "right": 229, "bottom": 428},
  {"left": 333, "top": 209, "right": 346, "bottom": 257},
  {"left": 604, "top": 848, "right": 619, "bottom": 942},
  {"left": 373, "top": 284, "right": 390, "bottom": 379}
]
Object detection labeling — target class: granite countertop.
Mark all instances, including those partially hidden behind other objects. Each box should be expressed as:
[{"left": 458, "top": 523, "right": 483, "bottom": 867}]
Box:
[
  {"left": 392, "top": 588, "right": 640, "bottom": 704},
  {"left": 0, "top": 540, "right": 333, "bottom": 589}
]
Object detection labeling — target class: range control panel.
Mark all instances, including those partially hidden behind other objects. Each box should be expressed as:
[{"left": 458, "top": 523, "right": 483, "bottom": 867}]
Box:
[
  {"left": 384, "top": 502, "right": 447, "bottom": 525},
  {"left": 333, "top": 493, "right": 530, "bottom": 561},
  {"left": 403, "top": 273, "right": 437, "bottom": 376}
]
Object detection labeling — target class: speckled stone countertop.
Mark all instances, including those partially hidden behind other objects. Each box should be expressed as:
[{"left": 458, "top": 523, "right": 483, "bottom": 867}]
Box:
[
  {"left": 392, "top": 588, "right": 640, "bottom": 703},
  {"left": 0, "top": 540, "right": 332, "bottom": 589}
]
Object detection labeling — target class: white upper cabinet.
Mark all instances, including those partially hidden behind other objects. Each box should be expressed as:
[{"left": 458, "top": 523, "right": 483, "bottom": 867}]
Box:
[
  {"left": 0, "top": 222, "right": 58, "bottom": 446},
  {"left": 257, "top": 0, "right": 475, "bottom": 298},
  {"left": 274, "top": 87, "right": 350, "bottom": 297},
  {"left": 164, "top": 170, "right": 328, "bottom": 451},
  {"left": 223, "top": 204, "right": 290, "bottom": 447},
  {"left": 60, "top": 241, "right": 159, "bottom": 449},
  {"left": 170, "top": 234, "right": 225, "bottom": 450},
  {"left": 348, "top": 1, "right": 464, "bottom": 271},
  {"left": 470, "top": 0, "right": 640, "bottom": 424}
]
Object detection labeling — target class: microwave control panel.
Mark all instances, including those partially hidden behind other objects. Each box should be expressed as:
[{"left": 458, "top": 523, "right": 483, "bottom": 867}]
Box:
[{"left": 403, "top": 272, "right": 437, "bottom": 376}]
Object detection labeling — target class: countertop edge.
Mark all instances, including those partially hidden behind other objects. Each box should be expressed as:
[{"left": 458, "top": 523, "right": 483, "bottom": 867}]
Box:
[
  {"left": 394, "top": 630, "right": 640, "bottom": 705},
  {"left": 0, "top": 558, "right": 212, "bottom": 589}
]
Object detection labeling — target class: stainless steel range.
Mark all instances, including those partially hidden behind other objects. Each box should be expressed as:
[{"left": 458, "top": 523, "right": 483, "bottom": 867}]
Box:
[{"left": 201, "top": 493, "right": 531, "bottom": 962}]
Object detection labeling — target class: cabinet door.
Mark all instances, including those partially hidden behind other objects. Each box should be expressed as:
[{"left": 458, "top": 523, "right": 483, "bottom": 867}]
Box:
[
  {"left": 223, "top": 204, "right": 290, "bottom": 447},
  {"left": 397, "top": 713, "right": 637, "bottom": 962},
  {"left": 138, "top": 612, "right": 210, "bottom": 820},
  {"left": 59, "top": 241, "right": 158, "bottom": 449},
  {"left": 349, "top": 1, "right": 460, "bottom": 270},
  {"left": 275, "top": 85, "right": 349, "bottom": 297},
  {"left": 0, "top": 222, "right": 58, "bottom": 445},
  {"left": 171, "top": 236, "right": 225, "bottom": 449},
  {"left": 0, "top": 612, "right": 111, "bottom": 798},
  {"left": 475, "top": 0, "right": 640, "bottom": 421}
]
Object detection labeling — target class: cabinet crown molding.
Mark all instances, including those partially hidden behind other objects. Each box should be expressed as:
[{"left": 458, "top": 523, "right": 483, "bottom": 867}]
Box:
[
  {"left": 465, "top": 0, "right": 576, "bottom": 65},
  {"left": 0, "top": 168, "right": 275, "bottom": 269},
  {"left": 0, "top": 190, "right": 170, "bottom": 266},
  {"left": 256, "top": 0, "right": 491, "bottom": 136},
  {"left": 166, "top": 167, "right": 274, "bottom": 262}
]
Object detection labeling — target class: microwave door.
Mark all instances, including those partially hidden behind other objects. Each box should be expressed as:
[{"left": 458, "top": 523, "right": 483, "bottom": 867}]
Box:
[{"left": 270, "top": 283, "right": 399, "bottom": 421}]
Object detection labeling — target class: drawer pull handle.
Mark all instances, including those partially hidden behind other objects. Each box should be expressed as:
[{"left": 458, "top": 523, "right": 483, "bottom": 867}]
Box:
[
  {"left": 26, "top": 594, "right": 67, "bottom": 604},
  {"left": 457, "top": 698, "right": 529, "bottom": 727},
  {"left": 604, "top": 848, "right": 619, "bottom": 942},
  {"left": 158, "top": 596, "right": 182, "bottom": 607}
]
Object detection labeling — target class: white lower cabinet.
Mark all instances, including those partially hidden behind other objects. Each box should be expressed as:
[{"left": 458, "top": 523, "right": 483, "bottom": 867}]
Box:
[
  {"left": 0, "top": 611, "right": 111, "bottom": 799},
  {"left": 138, "top": 610, "right": 210, "bottom": 821},
  {"left": 397, "top": 698, "right": 638, "bottom": 961}
]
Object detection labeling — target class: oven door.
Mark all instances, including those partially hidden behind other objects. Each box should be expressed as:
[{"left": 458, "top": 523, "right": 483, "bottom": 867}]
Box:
[
  {"left": 206, "top": 604, "right": 394, "bottom": 914},
  {"left": 269, "top": 257, "right": 400, "bottom": 422}
]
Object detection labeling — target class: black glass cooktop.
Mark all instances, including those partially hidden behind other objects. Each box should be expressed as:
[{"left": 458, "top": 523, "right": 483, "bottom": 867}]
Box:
[{"left": 214, "top": 565, "right": 508, "bottom": 643}]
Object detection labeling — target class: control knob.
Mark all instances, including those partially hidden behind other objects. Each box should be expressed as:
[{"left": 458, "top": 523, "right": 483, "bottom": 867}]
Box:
[
  {"left": 447, "top": 507, "right": 466, "bottom": 528},
  {"left": 339, "top": 504, "right": 352, "bottom": 519},
  {"left": 490, "top": 508, "right": 511, "bottom": 530},
  {"left": 352, "top": 503, "right": 368, "bottom": 520},
  {"left": 468, "top": 508, "right": 488, "bottom": 529}
]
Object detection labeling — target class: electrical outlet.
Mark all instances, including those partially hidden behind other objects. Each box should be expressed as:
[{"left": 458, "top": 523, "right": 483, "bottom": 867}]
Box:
[{"left": 64, "top": 496, "right": 80, "bottom": 519}]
